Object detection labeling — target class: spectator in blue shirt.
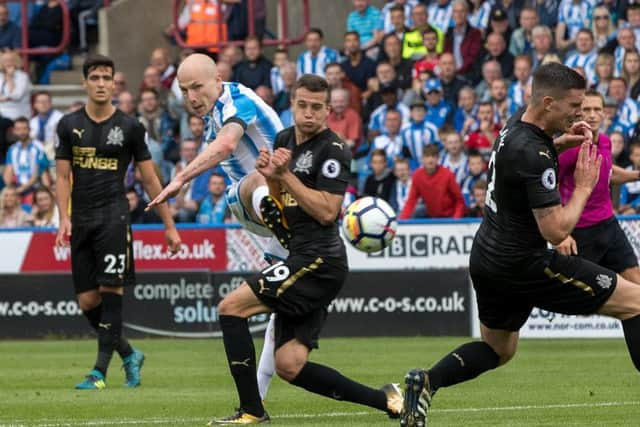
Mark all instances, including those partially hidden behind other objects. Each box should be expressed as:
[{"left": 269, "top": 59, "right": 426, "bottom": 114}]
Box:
[
  {"left": 347, "top": 0, "right": 383, "bottom": 52},
  {"left": 620, "top": 142, "right": 640, "bottom": 215},
  {"left": 296, "top": 28, "right": 339, "bottom": 77},
  {"left": 197, "top": 173, "right": 230, "bottom": 224},
  {"left": 0, "top": 5, "right": 21, "bottom": 49},
  {"left": 424, "top": 78, "right": 454, "bottom": 128}
]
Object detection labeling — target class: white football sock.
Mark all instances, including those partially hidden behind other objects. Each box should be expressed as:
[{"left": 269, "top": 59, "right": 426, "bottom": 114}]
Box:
[{"left": 257, "top": 312, "right": 277, "bottom": 400}]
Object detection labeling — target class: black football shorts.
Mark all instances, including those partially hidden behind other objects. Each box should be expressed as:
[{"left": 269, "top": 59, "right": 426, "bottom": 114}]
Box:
[
  {"left": 247, "top": 254, "right": 347, "bottom": 350},
  {"left": 572, "top": 217, "right": 638, "bottom": 274},
  {"left": 71, "top": 222, "right": 135, "bottom": 293},
  {"left": 470, "top": 250, "right": 617, "bottom": 331}
]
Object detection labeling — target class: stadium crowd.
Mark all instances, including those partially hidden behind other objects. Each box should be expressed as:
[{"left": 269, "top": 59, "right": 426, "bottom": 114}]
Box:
[{"left": 3, "top": 0, "right": 640, "bottom": 228}]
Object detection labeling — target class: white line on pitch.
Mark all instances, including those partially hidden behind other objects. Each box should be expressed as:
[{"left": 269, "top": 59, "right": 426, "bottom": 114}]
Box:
[{"left": 2, "top": 401, "right": 639, "bottom": 426}]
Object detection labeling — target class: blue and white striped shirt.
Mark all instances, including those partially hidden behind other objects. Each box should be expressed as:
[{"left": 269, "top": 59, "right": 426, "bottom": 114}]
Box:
[
  {"left": 616, "top": 98, "right": 640, "bottom": 132},
  {"left": 468, "top": 1, "right": 492, "bottom": 32},
  {"left": 381, "top": 0, "right": 418, "bottom": 33},
  {"left": 371, "top": 133, "right": 405, "bottom": 163},
  {"left": 558, "top": 0, "right": 592, "bottom": 40},
  {"left": 6, "top": 141, "right": 48, "bottom": 186},
  {"left": 270, "top": 66, "right": 284, "bottom": 96},
  {"left": 564, "top": 50, "right": 597, "bottom": 85},
  {"left": 507, "top": 80, "right": 528, "bottom": 116},
  {"left": 203, "top": 82, "right": 283, "bottom": 183},
  {"left": 296, "top": 46, "right": 339, "bottom": 78},
  {"left": 427, "top": 1, "right": 453, "bottom": 33},
  {"left": 439, "top": 151, "right": 469, "bottom": 185},
  {"left": 614, "top": 46, "right": 626, "bottom": 78},
  {"left": 368, "top": 102, "right": 411, "bottom": 135},
  {"left": 400, "top": 120, "right": 442, "bottom": 170}
]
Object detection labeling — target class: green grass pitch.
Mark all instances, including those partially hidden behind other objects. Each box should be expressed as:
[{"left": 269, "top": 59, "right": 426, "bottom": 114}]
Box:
[{"left": 1, "top": 337, "right": 639, "bottom": 426}]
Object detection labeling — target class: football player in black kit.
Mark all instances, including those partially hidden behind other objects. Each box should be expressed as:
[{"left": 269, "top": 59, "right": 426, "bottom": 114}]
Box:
[
  {"left": 54, "top": 55, "right": 182, "bottom": 390},
  {"left": 209, "top": 74, "right": 403, "bottom": 425},
  {"left": 400, "top": 63, "right": 640, "bottom": 427}
]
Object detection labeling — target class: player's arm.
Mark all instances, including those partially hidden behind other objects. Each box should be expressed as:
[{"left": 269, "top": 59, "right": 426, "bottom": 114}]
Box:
[
  {"left": 146, "top": 122, "right": 244, "bottom": 210},
  {"left": 54, "top": 159, "right": 72, "bottom": 246},
  {"left": 272, "top": 147, "right": 346, "bottom": 226},
  {"left": 136, "top": 159, "right": 181, "bottom": 253},
  {"left": 177, "top": 122, "right": 244, "bottom": 184},
  {"left": 2, "top": 163, "right": 13, "bottom": 186},
  {"left": 611, "top": 164, "right": 640, "bottom": 185},
  {"left": 533, "top": 143, "right": 601, "bottom": 245}
]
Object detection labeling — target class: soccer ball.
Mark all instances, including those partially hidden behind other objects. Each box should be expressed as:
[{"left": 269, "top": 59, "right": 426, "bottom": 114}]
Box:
[{"left": 342, "top": 196, "right": 398, "bottom": 253}]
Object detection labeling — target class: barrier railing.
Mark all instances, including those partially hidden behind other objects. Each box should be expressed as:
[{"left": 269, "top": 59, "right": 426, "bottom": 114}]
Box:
[
  {"left": 171, "top": 0, "right": 310, "bottom": 49},
  {"left": 12, "top": 0, "right": 71, "bottom": 71}
]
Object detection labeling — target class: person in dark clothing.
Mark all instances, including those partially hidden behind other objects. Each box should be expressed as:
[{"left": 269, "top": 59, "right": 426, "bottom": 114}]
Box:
[
  {"left": 363, "top": 149, "right": 395, "bottom": 203},
  {"left": 233, "top": 36, "right": 273, "bottom": 90}
]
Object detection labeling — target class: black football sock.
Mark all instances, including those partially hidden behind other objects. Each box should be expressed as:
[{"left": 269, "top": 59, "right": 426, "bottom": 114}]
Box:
[
  {"left": 427, "top": 341, "right": 500, "bottom": 393},
  {"left": 93, "top": 293, "right": 123, "bottom": 377},
  {"left": 622, "top": 315, "right": 640, "bottom": 371},
  {"left": 219, "top": 315, "right": 265, "bottom": 417},
  {"left": 84, "top": 304, "right": 132, "bottom": 359},
  {"left": 290, "top": 361, "right": 388, "bottom": 411}
]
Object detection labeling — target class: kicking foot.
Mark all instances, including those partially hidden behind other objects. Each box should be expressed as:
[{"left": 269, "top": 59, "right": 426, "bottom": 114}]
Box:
[
  {"left": 208, "top": 408, "right": 270, "bottom": 425},
  {"left": 400, "top": 369, "right": 432, "bottom": 427}
]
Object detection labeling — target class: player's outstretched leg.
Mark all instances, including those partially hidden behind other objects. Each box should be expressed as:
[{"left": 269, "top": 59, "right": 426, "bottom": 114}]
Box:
[
  {"left": 276, "top": 341, "right": 403, "bottom": 418},
  {"left": 401, "top": 338, "right": 505, "bottom": 426},
  {"left": 257, "top": 313, "right": 276, "bottom": 401}
]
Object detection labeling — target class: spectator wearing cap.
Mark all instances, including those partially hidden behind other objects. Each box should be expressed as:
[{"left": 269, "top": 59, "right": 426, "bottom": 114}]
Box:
[
  {"left": 509, "top": 7, "right": 538, "bottom": 57},
  {"left": 472, "top": 32, "right": 514, "bottom": 85},
  {"left": 564, "top": 29, "right": 597, "bottom": 85},
  {"left": 325, "top": 62, "right": 362, "bottom": 114},
  {"left": 346, "top": 0, "right": 384, "bottom": 53},
  {"left": 297, "top": 28, "right": 339, "bottom": 78},
  {"left": 443, "top": 0, "right": 482, "bottom": 78},
  {"left": 341, "top": 31, "right": 377, "bottom": 92},
  {"left": 380, "top": 34, "right": 413, "bottom": 90},
  {"left": 401, "top": 3, "right": 444, "bottom": 60},
  {"left": 233, "top": 36, "right": 273, "bottom": 90},
  {"left": 327, "top": 88, "right": 363, "bottom": 155},
  {"left": 487, "top": 6, "right": 512, "bottom": 45},
  {"left": 454, "top": 86, "right": 479, "bottom": 135},
  {"left": 508, "top": 55, "right": 532, "bottom": 115},
  {"left": 400, "top": 144, "right": 465, "bottom": 219},
  {"left": 438, "top": 52, "right": 469, "bottom": 106},
  {"left": 367, "top": 81, "right": 410, "bottom": 140},
  {"left": 381, "top": 0, "right": 419, "bottom": 34},
  {"left": 555, "top": 0, "right": 592, "bottom": 52},
  {"left": 412, "top": 26, "right": 441, "bottom": 78},
  {"left": 529, "top": 25, "right": 556, "bottom": 70},
  {"left": 424, "top": 78, "right": 454, "bottom": 128},
  {"left": 401, "top": 99, "right": 441, "bottom": 170},
  {"left": 428, "top": 0, "right": 453, "bottom": 33}
]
